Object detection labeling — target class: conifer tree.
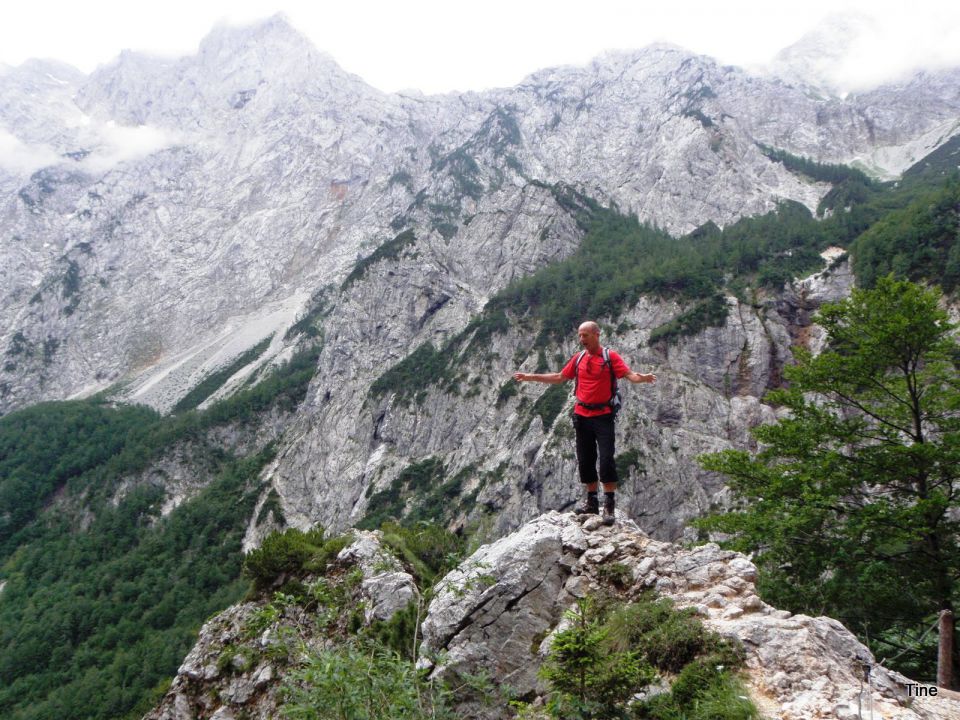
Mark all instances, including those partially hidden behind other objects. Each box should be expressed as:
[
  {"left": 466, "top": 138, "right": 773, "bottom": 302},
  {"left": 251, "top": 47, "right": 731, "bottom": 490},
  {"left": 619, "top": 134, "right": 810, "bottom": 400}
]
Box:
[{"left": 699, "top": 277, "right": 960, "bottom": 685}]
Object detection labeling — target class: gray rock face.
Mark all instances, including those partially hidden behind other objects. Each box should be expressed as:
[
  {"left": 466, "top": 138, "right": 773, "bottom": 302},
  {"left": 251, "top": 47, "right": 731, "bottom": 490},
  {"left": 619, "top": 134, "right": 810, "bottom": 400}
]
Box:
[
  {"left": 420, "top": 513, "right": 585, "bottom": 695},
  {"left": 419, "top": 512, "right": 960, "bottom": 720},
  {"left": 2, "top": 14, "right": 959, "bottom": 420},
  {"left": 268, "top": 260, "right": 850, "bottom": 544},
  {"left": 337, "top": 530, "right": 419, "bottom": 623}
]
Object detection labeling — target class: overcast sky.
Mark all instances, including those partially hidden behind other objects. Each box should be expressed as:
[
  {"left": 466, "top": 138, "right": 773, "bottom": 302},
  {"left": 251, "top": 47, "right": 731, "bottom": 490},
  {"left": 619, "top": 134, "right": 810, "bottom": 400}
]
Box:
[{"left": 1, "top": 0, "right": 959, "bottom": 94}]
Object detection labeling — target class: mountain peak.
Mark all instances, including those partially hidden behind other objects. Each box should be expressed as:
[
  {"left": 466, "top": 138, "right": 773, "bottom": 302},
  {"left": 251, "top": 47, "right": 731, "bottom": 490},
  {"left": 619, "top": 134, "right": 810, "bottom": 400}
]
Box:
[
  {"left": 197, "top": 13, "right": 317, "bottom": 64},
  {"left": 768, "top": 12, "right": 881, "bottom": 95}
]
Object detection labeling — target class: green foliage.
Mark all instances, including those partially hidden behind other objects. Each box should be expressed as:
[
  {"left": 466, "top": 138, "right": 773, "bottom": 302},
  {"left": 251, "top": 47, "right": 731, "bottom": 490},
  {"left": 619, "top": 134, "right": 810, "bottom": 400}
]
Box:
[
  {"left": 496, "top": 379, "right": 519, "bottom": 407},
  {"left": 648, "top": 294, "right": 729, "bottom": 346},
  {"left": 0, "top": 401, "right": 159, "bottom": 556},
  {"left": 468, "top": 192, "right": 833, "bottom": 350},
  {"left": 280, "top": 640, "right": 453, "bottom": 720},
  {"left": 387, "top": 169, "right": 414, "bottom": 192},
  {"left": 371, "top": 160, "right": 960, "bottom": 401},
  {"left": 532, "top": 384, "right": 570, "bottom": 430},
  {"left": 243, "top": 527, "right": 329, "bottom": 592},
  {"left": 342, "top": 230, "right": 418, "bottom": 289},
  {"left": 696, "top": 278, "right": 960, "bottom": 680},
  {"left": 172, "top": 335, "right": 273, "bottom": 413},
  {"left": 0, "top": 447, "right": 271, "bottom": 720},
  {"left": 539, "top": 593, "right": 752, "bottom": 720},
  {"left": 637, "top": 661, "right": 759, "bottom": 720},
  {"left": 541, "top": 597, "right": 655, "bottom": 719},
  {"left": 369, "top": 343, "right": 454, "bottom": 404},
  {"left": 479, "top": 106, "right": 522, "bottom": 152},
  {"left": 358, "top": 457, "right": 448, "bottom": 529},
  {"left": 594, "top": 562, "right": 632, "bottom": 589},
  {"left": 364, "top": 601, "right": 421, "bottom": 661},
  {"left": 901, "top": 134, "right": 960, "bottom": 186},
  {"left": 378, "top": 521, "right": 466, "bottom": 589},
  {"left": 198, "top": 343, "right": 320, "bottom": 421},
  {"left": 431, "top": 147, "right": 483, "bottom": 200},
  {"left": 759, "top": 144, "right": 874, "bottom": 187},
  {"left": 602, "top": 594, "right": 742, "bottom": 674},
  {"left": 0, "top": 345, "right": 322, "bottom": 720},
  {"left": 615, "top": 449, "right": 644, "bottom": 480},
  {"left": 284, "top": 289, "right": 330, "bottom": 341},
  {"left": 851, "top": 179, "right": 960, "bottom": 292}
]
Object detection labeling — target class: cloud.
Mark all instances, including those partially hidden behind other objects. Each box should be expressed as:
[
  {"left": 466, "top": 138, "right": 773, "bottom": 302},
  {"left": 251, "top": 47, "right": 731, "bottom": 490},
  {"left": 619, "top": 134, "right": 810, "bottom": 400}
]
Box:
[
  {"left": 0, "top": 130, "right": 60, "bottom": 175},
  {"left": 825, "top": 8, "right": 960, "bottom": 93},
  {"left": 79, "top": 122, "right": 183, "bottom": 173}
]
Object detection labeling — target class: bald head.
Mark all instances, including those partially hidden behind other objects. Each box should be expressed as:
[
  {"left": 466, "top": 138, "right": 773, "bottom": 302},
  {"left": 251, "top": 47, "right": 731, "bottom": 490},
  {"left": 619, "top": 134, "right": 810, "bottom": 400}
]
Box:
[{"left": 577, "top": 321, "right": 601, "bottom": 352}]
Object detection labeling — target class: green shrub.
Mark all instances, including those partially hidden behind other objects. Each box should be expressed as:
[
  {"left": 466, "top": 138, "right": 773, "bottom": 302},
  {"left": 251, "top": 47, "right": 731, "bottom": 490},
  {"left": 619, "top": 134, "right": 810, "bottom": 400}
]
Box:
[
  {"left": 172, "top": 335, "right": 273, "bottom": 413},
  {"left": 539, "top": 593, "right": 755, "bottom": 720},
  {"left": 342, "top": 230, "right": 417, "bottom": 289},
  {"left": 636, "top": 660, "right": 758, "bottom": 720},
  {"left": 358, "top": 458, "right": 447, "bottom": 529},
  {"left": 540, "top": 596, "right": 655, "bottom": 719},
  {"left": 280, "top": 640, "right": 452, "bottom": 720},
  {"left": 647, "top": 294, "right": 729, "bottom": 346},
  {"left": 532, "top": 384, "right": 570, "bottom": 430},
  {"left": 604, "top": 595, "right": 711, "bottom": 673},
  {"left": 243, "top": 527, "right": 328, "bottom": 591},
  {"left": 378, "top": 520, "right": 466, "bottom": 588},
  {"left": 364, "top": 601, "right": 421, "bottom": 661}
]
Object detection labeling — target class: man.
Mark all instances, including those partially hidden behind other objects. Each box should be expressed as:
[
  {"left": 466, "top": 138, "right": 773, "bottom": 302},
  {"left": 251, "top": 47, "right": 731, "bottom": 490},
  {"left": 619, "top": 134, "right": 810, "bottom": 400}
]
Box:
[{"left": 514, "top": 321, "right": 656, "bottom": 525}]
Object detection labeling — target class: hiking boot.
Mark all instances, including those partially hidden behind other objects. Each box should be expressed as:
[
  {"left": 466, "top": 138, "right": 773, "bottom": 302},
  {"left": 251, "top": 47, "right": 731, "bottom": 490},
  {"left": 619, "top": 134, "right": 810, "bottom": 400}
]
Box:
[
  {"left": 574, "top": 496, "right": 599, "bottom": 515},
  {"left": 602, "top": 503, "right": 616, "bottom": 526}
]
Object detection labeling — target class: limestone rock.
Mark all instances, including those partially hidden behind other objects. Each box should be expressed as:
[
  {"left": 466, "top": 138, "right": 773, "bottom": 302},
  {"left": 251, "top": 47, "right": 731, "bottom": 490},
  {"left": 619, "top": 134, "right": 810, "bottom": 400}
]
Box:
[
  {"left": 418, "top": 512, "right": 960, "bottom": 720},
  {"left": 337, "top": 530, "right": 419, "bottom": 623}
]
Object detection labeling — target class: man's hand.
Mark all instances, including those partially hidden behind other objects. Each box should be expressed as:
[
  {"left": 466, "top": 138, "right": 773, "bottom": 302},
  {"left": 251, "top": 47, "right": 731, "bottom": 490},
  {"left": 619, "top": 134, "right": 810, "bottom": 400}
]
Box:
[
  {"left": 514, "top": 372, "right": 530, "bottom": 382},
  {"left": 626, "top": 371, "right": 656, "bottom": 384}
]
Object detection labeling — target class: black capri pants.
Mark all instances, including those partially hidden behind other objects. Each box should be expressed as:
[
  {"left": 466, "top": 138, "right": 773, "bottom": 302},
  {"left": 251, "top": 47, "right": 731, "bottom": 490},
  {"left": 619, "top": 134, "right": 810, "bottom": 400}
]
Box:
[{"left": 573, "top": 413, "right": 618, "bottom": 485}]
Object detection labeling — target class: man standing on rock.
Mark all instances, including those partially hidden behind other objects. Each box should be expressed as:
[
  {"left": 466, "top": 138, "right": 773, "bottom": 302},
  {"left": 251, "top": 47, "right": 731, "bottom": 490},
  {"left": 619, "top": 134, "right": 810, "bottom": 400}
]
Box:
[{"left": 514, "top": 321, "right": 656, "bottom": 525}]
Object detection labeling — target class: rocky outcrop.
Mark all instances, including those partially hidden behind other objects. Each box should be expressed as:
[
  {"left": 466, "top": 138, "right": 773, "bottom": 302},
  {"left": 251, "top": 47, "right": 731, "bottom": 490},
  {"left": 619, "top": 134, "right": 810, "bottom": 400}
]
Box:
[
  {"left": 147, "top": 512, "right": 960, "bottom": 719},
  {"left": 420, "top": 512, "right": 960, "bottom": 720}
]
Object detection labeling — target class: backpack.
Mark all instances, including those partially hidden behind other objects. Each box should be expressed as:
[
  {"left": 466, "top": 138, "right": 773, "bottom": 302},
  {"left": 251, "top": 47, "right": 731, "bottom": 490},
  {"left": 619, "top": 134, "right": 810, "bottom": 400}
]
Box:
[{"left": 573, "top": 347, "right": 622, "bottom": 416}]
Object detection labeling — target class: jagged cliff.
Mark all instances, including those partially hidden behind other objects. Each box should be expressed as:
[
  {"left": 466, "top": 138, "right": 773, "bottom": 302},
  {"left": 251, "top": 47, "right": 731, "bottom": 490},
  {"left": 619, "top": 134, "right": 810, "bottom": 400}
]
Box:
[{"left": 146, "top": 512, "right": 960, "bottom": 719}]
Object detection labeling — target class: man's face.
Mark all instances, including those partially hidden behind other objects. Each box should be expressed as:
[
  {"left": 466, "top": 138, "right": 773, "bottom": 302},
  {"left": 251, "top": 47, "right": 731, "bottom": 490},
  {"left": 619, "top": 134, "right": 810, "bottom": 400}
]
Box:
[{"left": 578, "top": 325, "right": 600, "bottom": 350}]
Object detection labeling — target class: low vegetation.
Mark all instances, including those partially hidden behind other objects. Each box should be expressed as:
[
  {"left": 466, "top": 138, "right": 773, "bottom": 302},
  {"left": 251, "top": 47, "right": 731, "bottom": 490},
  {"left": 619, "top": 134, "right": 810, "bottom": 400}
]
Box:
[
  {"left": 0, "top": 345, "right": 320, "bottom": 720},
  {"left": 535, "top": 592, "right": 757, "bottom": 720}
]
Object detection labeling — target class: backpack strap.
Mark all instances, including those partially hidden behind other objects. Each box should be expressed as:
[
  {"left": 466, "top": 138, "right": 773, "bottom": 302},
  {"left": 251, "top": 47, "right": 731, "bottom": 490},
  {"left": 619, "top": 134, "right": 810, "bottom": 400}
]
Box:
[
  {"left": 602, "top": 347, "right": 618, "bottom": 404},
  {"left": 573, "top": 350, "right": 588, "bottom": 398}
]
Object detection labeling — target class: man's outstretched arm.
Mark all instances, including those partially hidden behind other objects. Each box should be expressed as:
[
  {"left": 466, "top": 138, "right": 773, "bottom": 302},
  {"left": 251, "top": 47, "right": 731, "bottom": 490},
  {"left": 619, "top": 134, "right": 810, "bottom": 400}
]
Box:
[
  {"left": 624, "top": 371, "right": 656, "bottom": 384},
  {"left": 514, "top": 371, "right": 567, "bottom": 384}
]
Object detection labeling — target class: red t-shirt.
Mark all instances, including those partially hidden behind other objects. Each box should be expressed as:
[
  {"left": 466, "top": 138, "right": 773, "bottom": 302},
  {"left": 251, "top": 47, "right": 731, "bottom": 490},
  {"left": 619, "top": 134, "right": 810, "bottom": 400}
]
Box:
[{"left": 561, "top": 348, "right": 631, "bottom": 417}]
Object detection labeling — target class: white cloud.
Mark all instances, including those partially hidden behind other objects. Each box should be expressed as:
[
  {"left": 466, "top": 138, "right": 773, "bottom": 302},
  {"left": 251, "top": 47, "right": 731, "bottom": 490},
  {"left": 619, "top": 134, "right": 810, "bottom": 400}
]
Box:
[
  {"left": 823, "top": 7, "right": 960, "bottom": 93},
  {"left": 0, "top": 1, "right": 958, "bottom": 94},
  {"left": 79, "top": 122, "right": 183, "bottom": 173},
  {"left": 0, "top": 130, "right": 60, "bottom": 175}
]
